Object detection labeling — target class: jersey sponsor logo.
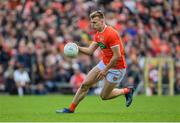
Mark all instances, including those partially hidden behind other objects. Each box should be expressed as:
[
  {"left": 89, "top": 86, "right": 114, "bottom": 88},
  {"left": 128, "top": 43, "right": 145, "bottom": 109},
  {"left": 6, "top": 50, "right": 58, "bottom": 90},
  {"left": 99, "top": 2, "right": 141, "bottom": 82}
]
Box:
[{"left": 97, "top": 42, "right": 107, "bottom": 49}]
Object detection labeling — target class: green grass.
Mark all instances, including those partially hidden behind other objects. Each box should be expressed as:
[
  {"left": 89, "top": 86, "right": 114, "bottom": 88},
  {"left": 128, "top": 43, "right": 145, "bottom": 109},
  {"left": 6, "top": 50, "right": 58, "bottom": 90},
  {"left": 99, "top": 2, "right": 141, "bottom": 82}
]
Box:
[{"left": 0, "top": 94, "right": 180, "bottom": 122}]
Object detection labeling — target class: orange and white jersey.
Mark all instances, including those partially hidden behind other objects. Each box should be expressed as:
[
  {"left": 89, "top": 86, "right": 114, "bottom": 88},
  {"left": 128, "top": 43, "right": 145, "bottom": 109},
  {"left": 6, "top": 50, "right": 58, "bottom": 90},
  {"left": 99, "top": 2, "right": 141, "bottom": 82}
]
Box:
[{"left": 94, "top": 26, "right": 126, "bottom": 69}]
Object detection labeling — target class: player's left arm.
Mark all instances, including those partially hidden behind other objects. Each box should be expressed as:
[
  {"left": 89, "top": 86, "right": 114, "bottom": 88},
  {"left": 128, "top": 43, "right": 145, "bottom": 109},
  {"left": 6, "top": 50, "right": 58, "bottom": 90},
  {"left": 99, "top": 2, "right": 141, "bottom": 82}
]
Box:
[
  {"left": 97, "top": 29, "right": 122, "bottom": 80},
  {"left": 103, "top": 29, "right": 122, "bottom": 71}
]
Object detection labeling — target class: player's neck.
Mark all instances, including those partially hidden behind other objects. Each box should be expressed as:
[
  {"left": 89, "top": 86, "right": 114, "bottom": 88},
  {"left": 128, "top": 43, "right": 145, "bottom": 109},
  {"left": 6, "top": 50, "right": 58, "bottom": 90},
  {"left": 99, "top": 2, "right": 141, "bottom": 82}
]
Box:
[{"left": 99, "top": 24, "right": 107, "bottom": 33}]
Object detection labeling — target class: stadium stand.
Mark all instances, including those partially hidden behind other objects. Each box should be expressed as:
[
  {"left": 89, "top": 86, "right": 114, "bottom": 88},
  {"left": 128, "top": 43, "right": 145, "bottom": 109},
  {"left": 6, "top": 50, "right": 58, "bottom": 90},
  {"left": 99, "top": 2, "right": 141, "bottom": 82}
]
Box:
[{"left": 0, "top": 0, "right": 179, "bottom": 95}]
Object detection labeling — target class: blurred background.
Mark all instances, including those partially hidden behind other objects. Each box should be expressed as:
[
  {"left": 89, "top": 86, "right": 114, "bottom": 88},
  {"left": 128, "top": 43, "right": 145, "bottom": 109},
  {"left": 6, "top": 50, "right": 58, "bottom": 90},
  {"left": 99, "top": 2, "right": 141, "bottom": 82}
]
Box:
[{"left": 0, "top": 0, "right": 179, "bottom": 96}]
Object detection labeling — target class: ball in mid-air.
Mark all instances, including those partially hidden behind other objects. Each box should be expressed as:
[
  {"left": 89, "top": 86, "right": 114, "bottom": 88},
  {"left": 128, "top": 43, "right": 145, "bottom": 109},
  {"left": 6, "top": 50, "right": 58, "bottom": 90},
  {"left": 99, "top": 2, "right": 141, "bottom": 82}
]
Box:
[{"left": 64, "top": 42, "right": 79, "bottom": 57}]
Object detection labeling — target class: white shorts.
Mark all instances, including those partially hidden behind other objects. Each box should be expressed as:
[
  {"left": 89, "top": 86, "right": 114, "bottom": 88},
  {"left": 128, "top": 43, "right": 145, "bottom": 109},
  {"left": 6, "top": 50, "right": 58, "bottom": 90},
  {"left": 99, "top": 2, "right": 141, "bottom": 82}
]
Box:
[{"left": 96, "top": 61, "right": 126, "bottom": 84}]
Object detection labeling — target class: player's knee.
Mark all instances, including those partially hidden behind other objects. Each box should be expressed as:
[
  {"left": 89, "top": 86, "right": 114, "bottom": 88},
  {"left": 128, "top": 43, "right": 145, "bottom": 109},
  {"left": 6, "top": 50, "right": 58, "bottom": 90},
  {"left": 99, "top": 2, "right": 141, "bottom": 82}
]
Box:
[{"left": 80, "top": 83, "right": 90, "bottom": 92}]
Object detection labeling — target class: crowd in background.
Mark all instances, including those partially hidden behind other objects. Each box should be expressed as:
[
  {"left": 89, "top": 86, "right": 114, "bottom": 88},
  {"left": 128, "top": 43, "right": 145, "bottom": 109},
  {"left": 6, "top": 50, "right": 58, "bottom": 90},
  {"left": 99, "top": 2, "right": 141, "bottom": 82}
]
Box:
[{"left": 0, "top": 0, "right": 179, "bottom": 96}]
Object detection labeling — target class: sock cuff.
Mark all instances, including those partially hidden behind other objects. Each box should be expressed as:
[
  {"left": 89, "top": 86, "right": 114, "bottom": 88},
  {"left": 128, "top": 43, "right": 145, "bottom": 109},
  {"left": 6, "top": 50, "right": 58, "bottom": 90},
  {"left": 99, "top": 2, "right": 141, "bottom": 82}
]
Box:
[
  {"left": 69, "top": 103, "right": 77, "bottom": 111},
  {"left": 123, "top": 88, "right": 130, "bottom": 94}
]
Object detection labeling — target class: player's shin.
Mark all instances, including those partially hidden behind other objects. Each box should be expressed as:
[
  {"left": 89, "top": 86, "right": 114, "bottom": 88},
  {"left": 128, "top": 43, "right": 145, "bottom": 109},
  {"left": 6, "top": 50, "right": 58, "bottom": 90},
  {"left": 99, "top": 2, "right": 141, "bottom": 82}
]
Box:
[{"left": 69, "top": 84, "right": 89, "bottom": 112}]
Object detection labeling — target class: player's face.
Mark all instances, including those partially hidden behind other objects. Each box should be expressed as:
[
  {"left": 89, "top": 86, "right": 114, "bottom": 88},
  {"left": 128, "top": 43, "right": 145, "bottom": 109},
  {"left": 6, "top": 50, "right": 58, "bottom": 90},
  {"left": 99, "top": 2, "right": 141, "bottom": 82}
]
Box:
[{"left": 90, "top": 17, "right": 103, "bottom": 31}]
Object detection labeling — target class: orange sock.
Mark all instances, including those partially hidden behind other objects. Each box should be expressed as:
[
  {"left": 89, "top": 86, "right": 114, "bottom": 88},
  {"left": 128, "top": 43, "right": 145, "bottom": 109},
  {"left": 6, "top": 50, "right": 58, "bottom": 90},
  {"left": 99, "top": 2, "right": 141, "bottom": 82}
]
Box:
[
  {"left": 123, "top": 88, "right": 130, "bottom": 94},
  {"left": 69, "top": 103, "right": 77, "bottom": 112}
]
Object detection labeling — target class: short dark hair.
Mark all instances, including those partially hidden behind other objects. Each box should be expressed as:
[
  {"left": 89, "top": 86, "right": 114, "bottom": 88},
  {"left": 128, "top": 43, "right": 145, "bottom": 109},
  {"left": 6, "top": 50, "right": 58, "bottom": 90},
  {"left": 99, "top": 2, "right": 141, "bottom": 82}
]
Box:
[{"left": 89, "top": 10, "right": 105, "bottom": 19}]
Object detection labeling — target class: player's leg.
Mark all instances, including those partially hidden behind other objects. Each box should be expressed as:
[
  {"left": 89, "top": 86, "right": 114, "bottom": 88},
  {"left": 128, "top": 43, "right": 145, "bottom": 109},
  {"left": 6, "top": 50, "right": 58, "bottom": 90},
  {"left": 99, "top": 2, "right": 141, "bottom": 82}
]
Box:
[
  {"left": 100, "top": 80, "right": 133, "bottom": 100},
  {"left": 56, "top": 66, "right": 100, "bottom": 113},
  {"left": 100, "top": 68, "right": 134, "bottom": 107},
  {"left": 100, "top": 80, "right": 118, "bottom": 100},
  {"left": 71, "top": 66, "right": 100, "bottom": 105}
]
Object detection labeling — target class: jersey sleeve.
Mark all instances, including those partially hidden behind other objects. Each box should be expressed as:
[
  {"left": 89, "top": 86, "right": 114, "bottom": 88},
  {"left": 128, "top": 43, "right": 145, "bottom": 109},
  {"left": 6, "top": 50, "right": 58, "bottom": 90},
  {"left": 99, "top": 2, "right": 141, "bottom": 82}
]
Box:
[{"left": 108, "top": 31, "right": 120, "bottom": 48}]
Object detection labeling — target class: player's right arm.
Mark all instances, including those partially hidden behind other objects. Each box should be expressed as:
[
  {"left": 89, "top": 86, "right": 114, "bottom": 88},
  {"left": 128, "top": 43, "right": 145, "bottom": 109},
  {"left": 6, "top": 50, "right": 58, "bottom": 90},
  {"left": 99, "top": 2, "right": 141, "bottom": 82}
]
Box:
[{"left": 78, "top": 41, "right": 98, "bottom": 55}]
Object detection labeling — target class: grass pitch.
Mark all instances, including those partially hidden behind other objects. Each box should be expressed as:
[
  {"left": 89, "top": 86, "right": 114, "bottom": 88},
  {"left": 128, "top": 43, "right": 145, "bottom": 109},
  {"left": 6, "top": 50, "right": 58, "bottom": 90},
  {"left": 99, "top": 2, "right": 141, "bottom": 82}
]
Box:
[{"left": 0, "top": 94, "right": 180, "bottom": 122}]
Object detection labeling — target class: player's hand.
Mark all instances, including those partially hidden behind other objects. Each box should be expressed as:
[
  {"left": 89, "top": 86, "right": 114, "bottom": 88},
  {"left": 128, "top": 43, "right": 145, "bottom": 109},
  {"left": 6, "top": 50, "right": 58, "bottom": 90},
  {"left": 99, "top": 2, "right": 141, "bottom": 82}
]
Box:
[{"left": 97, "top": 69, "right": 108, "bottom": 80}]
